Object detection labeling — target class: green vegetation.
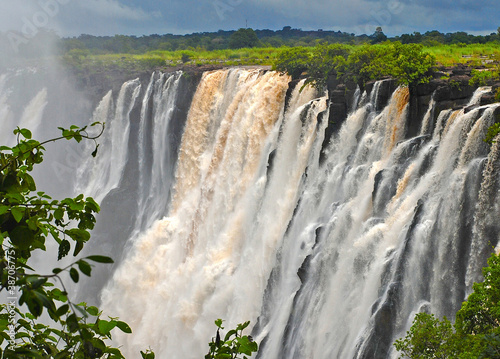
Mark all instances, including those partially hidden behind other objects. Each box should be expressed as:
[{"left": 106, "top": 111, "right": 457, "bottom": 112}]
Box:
[
  {"left": 305, "top": 43, "right": 349, "bottom": 89},
  {"left": 2, "top": 26, "right": 499, "bottom": 76},
  {"left": 485, "top": 122, "right": 500, "bottom": 144},
  {"left": 206, "top": 319, "right": 258, "bottom": 359},
  {"left": 273, "top": 47, "right": 310, "bottom": 80},
  {"left": 426, "top": 43, "right": 500, "bottom": 67},
  {"left": 60, "top": 47, "right": 283, "bottom": 78},
  {"left": 53, "top": 28, "right": 499, "bottom": 55},
  {"left": 394, "top": 252, "right": 500, "bottom": 358},
  {"left": 272, "top": 42, "right": 436, "bottom": 90},
  {"left": 228, "top": 28, "right": 260, "bottom": 49},
  {"left": 0, "top": 124, "right": 141, "bottom": 358}
]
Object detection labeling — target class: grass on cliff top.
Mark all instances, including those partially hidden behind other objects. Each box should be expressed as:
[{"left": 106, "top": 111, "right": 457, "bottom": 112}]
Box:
[
  {"left": 62, "top": 43, "right": 500, "bottom": 74},
  {"left": 64, "top": 47, "right": 284, "bottom": 70},
  {"left": 423, "top": 43, "right": 500, "bottom": 67}
]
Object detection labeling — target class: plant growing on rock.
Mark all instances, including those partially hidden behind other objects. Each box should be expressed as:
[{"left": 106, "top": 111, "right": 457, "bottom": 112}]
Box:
[
  {"left": 273, "top": 47, "right": 311, "bottom": 80},
  {"left": 394, "top": 252, "right": 500, "bottom": 358}
]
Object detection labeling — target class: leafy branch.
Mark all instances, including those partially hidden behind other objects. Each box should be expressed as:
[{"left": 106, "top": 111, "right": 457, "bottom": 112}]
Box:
[
  {"left": 0, "top": 123, "right": 140, "bottom": 358},
  {"left": 205, "top": 319, "right": 258, "bottom": 359}
]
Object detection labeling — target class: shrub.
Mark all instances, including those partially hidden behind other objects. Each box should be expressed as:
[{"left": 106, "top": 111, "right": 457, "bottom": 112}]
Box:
[
  {"left": 273, "top": 47, "right": 310, "bottom": 80},
  {"left": 469, "top": 69, "right": 498, "bottom": 86}
]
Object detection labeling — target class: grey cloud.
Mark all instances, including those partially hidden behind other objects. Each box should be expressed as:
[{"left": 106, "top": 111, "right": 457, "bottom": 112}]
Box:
[{"left": 1, "top": 0, "right": 498, "bottom": 37}]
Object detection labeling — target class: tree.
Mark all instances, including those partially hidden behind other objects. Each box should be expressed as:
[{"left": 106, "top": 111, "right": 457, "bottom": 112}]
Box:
[
  {"left": 305, "top": 42, "right": 349, "bottom": 89},
  {"left": 455, "top": 253, "right": 500, "bottom": 336},
  {"left": 228, "top": 28, "right": 259, "bottom": 49},
  {"left": 394, "top": 252, "right": 500, "bottom": 358},
  {"left": 388, "top": 42, "right": 436, "bottom": 88},
  {"left": 0, "top": 124, "right": 140, "bottom": 358},
  {"left": 394, "top": 313, "right": 458, "bottom": 358},
  {"left": 371, "top": 27, "right": 387, "bottom": 44},
  {"left": 345, "top": 44, "right": 392, "bottom": 88},
  {"left": 273, "top": 47, "right": 311, "bottom": 80}
]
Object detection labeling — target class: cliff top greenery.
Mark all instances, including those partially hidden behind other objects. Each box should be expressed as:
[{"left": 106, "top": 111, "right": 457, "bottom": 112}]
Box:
[{"left": 1, "top": 26, "right": 499, "bottom": 73}]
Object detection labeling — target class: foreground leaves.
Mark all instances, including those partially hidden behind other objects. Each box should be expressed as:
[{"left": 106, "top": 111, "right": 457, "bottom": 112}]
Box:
[
  {"left": 0, "top": 124, "right": 138, "bottom": 358},
  {"left": 206, "top": 319, "right": 258, "bottom": 359}
]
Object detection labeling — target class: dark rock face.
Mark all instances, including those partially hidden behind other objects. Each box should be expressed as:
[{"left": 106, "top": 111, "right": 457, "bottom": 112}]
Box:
[
  {"left": 74, "top": 64, "right": 221, "bottom": 107},
  {"left": 320, "top": 66, "right": 498, "bottom": 148}
]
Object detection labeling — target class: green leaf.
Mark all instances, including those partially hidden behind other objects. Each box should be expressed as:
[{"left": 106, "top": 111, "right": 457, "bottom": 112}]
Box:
[
  {"left": 116, "top": 321, "right": 132, "bottom": 334},
  {"left": 215, "top": 319, "right": 224, "bottom": 329},
  {"left": 54, "top": 208, "right": 64, "bottom": 220},
  {"left": 78, "top": 260, "right": 92, "bottom": 276},
  {"left": 86, "top": 306, "right": 99, "bottom": 316},
  {"left": 58, "top": 239, "right": 70, "bottom": 260},
  {"left": 11, "top": 207, "right": 25, "bottom": 223},
  {"left": 49, "top": 288, "right": 68, "bottom": 302},
  {"left": 29, "top": 277, "right": 48, "bottom": 289},
  {"left": 23, "top": 174, "right": 36, "bottom": 191},
  {"left": 97, "top": 319, "right": 117, "bottom": 335},
  {"left": 236, "top": 336, "right": 258, "bottom": 355},
  {"left": 85, "top": 197, "right": 100, "bottom": 212},
  {"left": 237, "top": 321, "right": 250, "bottom": 331},
  {"left": 10, "top": 225, "right": 35, "bottom": 250},
  {"left": 74, "top": 304, "right": 88, "bottom": 317},
  {"left": 69, "top": 267, "right": 79, "bottom": 283},
  {"left": 56, "top": 304, "right": 69, "bottom": 317},
  {"left": 66, "top": 313, "right": 79, "bottom": 333},
  {"left": 73, "top": 241, "right": 84, "bottom": 257},
  {"left": 86, "top": 255, "right": 114, "bottom": 264},
  {"left": 65, "top": 228, "right": 91, "bottom": 243},
  {"left": 140, "top": 351, "right": 155, "bottom": 359},
  {"left": 224, "top": 329, "right": 237, "bottom": 342},
  {"left": 106, "top": 348, "right": 123, "bottom": 356},
  {"left": 0, "top": 205, "right": 9, "bottom": 215},
  {"left": 90, "top": 337, "right": 106, "bottom": 353},
  {"left": 19, "top": 128, "right": 32, "bottom": 139}
]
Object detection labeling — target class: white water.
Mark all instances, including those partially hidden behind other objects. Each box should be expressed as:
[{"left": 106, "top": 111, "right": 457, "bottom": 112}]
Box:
[
  {"left": 77, "top": 79, "right": 142, "bottom": 203},
  {"left": 94, "top": 72, "right": 500, "bottom": 358},
  {"left": 0, "top": 72, "right": 48, "bottom": 146}
]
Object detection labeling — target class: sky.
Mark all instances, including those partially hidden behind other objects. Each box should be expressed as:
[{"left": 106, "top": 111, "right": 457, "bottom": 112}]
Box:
[{"left": 0, "top": 0, "right": 499, "bottom": 38}]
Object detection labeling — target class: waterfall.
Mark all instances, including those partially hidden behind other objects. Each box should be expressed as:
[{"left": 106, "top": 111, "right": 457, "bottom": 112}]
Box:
[
  {"left": 2, "top": 66, "right": 500, "bottom": 359},
  {"left": 0, "top": 72, "right": 48, "bottom": 146},
  {"left": 95, "top": 72, "right": 499, "bottom": 358}
]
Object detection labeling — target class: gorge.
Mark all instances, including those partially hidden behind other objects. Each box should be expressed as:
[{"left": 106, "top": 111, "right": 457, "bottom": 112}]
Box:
[{"left": 1, "top": 65, "right": 499, "bottom": 358}]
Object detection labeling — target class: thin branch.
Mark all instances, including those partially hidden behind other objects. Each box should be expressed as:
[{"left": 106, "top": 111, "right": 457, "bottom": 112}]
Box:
[{"left": 0, "top": 123, "right": 105, "bottom": 173}]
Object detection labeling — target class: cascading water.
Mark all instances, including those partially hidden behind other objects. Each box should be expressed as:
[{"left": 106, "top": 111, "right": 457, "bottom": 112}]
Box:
[
  {"left": 2, "top": 65, "right": 500, "bottom": 359},
  {"left": 99, "top": 68, "right": 329, "bottom": 358},
  {"left": 96, "top": 71, "right": 499, "bottom": 359}
]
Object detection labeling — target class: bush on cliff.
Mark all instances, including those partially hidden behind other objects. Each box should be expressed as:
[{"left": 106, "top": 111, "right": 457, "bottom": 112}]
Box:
[
  {"left": 273, "top": 46, "right": 310, "bottom": 80},
  {"left": 394, "top": 252, "right": 500, "bottom": 358},
  {"left": 274, "top": 42, "right": 436, "bottom": 90}
]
